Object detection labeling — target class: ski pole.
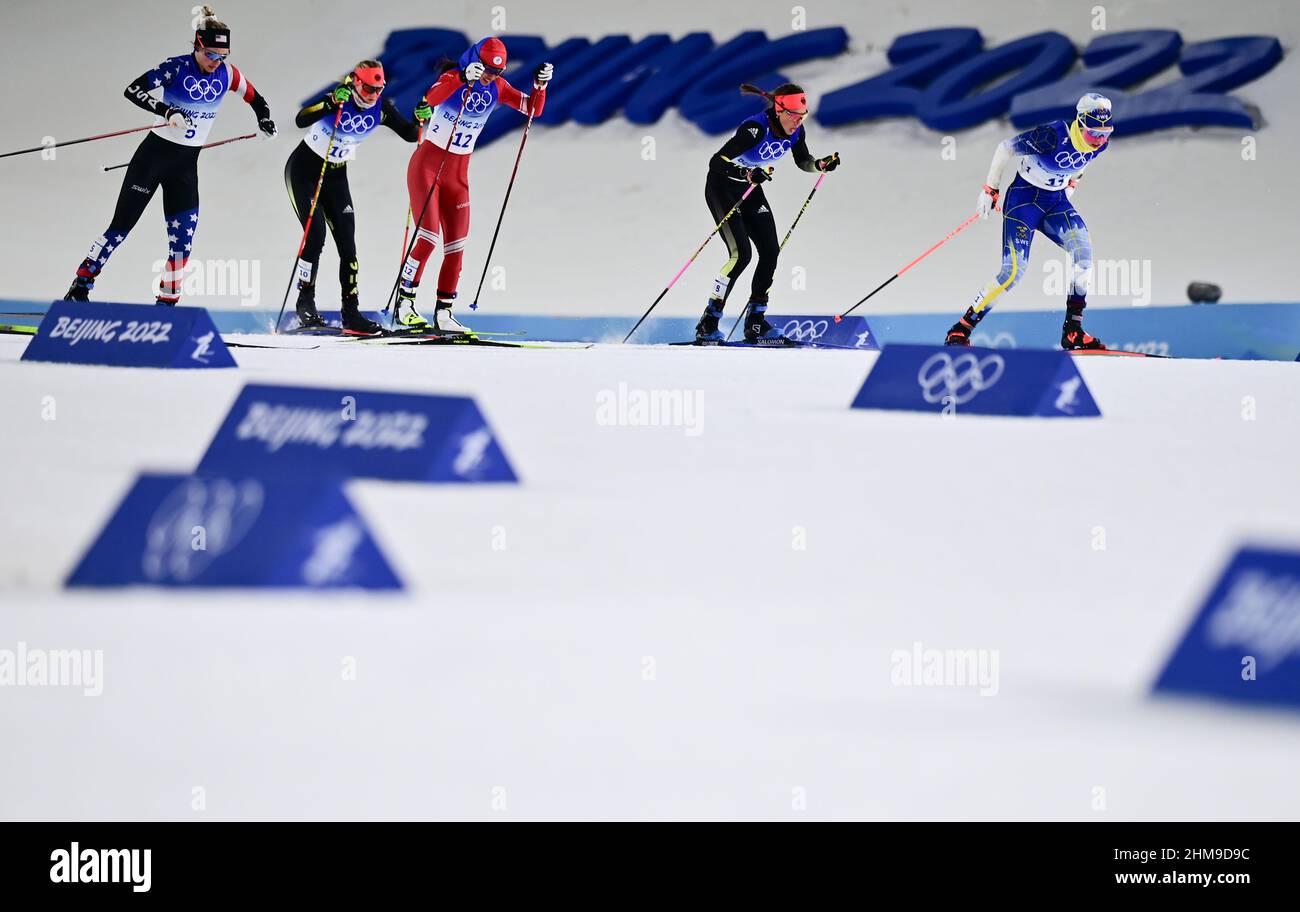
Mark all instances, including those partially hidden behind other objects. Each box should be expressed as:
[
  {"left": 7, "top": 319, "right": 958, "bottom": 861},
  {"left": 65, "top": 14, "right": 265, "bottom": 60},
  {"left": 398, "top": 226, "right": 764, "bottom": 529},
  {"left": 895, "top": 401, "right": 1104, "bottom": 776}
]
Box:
[
  {"left": 382, "top": 88, "right": 473, "bottom": 326},
  {"left": 383, "top": 205, "right": 412, "bottom": 319},
  {"left": 726, "top": 166, "right": 831, "bottom": 341},
  {"left": 622, "top": 172, "right": 767, "bottom": 344},
  {"left": 103, "top": 133, "right": 256, "bottom": 171},
  {"left": 273, "top": 105, "right": 345, "bottom": 334},
  {"left": 468, "top": 107, "right": 536, "bottom": 311},
  {"left": 396, "top": 206, "right": 412, "bottom": 282},
  {"left": 0, "top": 123, "right": 164, "bottom": 160},
  {"left": 835, "top": 212, "right": 980, "bottom": 322}
]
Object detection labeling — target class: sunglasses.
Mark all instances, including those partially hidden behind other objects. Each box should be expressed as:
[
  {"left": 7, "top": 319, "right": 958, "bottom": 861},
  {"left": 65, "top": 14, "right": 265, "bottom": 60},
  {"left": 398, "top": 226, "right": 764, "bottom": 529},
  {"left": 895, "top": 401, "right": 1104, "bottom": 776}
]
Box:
[
  {"left": 199, "top": 48, "right": 229, "bottom": 62},
  {"left": 1082, "top": 128, "right": 1112, "bottom": 144},
  {"left": 355, "top": 81, "right": 383, "bottom": 97}
]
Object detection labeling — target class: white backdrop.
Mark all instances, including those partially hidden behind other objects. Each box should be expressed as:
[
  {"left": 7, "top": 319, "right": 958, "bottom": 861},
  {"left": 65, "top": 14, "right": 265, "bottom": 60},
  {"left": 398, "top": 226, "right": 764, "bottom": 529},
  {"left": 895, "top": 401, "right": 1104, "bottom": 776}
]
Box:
[{"left": 2, "top": 0, "right": 1296, "bottom": 315}]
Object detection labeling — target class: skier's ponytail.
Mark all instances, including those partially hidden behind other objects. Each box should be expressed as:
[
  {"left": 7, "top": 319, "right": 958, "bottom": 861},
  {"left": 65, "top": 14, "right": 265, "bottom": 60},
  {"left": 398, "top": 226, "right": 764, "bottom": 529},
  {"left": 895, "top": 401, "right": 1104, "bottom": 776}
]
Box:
[{"left": 740, "top": 82, "right": 805, "bottom": 110}]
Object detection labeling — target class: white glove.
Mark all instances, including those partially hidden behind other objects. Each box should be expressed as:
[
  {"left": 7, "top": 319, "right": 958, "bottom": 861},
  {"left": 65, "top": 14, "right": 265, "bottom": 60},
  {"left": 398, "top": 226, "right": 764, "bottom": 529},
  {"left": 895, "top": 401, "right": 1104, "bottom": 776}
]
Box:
[
  {"left": 977, "top": 184, "right": 1000, "bottom": 219},
  {"left": 534, "top": 62, "right": 553, "bottom": 86},
  {"left": 464, "top": 61, "right": 485, "bottom": 82},
  {"left": 1066, "top": 178, "right": 1078, "bottom": 200},
  {"left": 166, "top": 107, "right": 193, "bottom": 130}
]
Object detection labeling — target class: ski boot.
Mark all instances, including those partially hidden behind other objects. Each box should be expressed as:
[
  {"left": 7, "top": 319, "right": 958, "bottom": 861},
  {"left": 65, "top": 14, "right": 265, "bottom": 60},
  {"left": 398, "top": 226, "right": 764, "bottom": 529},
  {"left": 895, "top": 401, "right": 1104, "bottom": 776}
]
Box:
[
  {"left": 946, "top": 306, "right": 987, "bottom": 346},
  {"left": 295, "top": 285, "right": 328, "bottom": 330},
  {"left": 431, "top": 292, "right": 472, "bottom": 336},
  {"left": 63, "top": 275, "right": 93, "bottom": 302},
  {"left": 1061, "top": 295, "right": 1106, "bottom": 351},
  {"left": 1061, "top": 326, "right": 1106, "bottom": 351},
  {"left": 693, "top": 300, "right": 726, "bottom": 344},
  {"left": 742, "top": 300, "right": 795, "bottom": 347},
  {"left": 341, "top": 295, "right": 383, "bottom": 336},
  {"left": 393, "top": 283, "right": 430, "bottom": 332}
]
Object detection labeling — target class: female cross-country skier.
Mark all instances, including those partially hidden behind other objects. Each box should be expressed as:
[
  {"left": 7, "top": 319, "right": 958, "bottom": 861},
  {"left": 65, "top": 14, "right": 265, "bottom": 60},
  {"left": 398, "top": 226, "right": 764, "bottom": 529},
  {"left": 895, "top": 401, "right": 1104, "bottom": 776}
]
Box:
[
  {"left": 694, "top": 83, "right": 839, "bottom": 345},
  {"left": 945, "top": 93, "right": 1114, "bottom": 350},
  {"left": 286, "top": 60, "right": 423, "bottom": 335},
  {"left": 64, "top": 6, "right": 276, "bottom": 305},
  {"left": 394, "top": 37, "right": 553, "bottom": 335}
]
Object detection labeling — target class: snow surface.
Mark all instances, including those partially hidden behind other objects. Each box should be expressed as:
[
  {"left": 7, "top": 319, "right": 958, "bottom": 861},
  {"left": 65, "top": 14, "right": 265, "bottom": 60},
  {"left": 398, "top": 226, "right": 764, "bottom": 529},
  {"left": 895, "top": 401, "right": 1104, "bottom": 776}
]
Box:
[{"left": 2, "top": 335, "right": 1299, "bottom": 820}]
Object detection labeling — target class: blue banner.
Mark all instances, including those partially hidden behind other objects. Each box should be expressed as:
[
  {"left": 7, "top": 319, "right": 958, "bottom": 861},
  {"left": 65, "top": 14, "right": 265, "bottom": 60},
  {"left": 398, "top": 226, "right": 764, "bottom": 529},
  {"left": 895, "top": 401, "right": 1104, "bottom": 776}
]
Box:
[
  {"left": 851, "top": 343, "right": 1100, "bottom": 417},
  {"left": 197, "top": 384, "right": 518, "bottom": 484},
  {"left": 1154, "top": 547, "right": 1300, "bottom": 711},
  {"left": 769, "top": 314, "right": 878, "bottom": 350},
  {"left": 21, "top": 301, "right": 235, "bottom": 369},
  {"left": 66, "top": 473, "right": 402, "bottom": 590}
]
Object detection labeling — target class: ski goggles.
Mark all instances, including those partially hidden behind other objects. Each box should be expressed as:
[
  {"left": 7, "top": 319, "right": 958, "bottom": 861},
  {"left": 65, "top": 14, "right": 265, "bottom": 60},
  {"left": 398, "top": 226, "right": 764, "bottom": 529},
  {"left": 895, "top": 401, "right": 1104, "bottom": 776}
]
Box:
[
  {"left": 1081, "top": 126, "right": 1112, "bottom": 144},
  {"left": 195, "top": 36, "right": 230, "bottom": 62}
]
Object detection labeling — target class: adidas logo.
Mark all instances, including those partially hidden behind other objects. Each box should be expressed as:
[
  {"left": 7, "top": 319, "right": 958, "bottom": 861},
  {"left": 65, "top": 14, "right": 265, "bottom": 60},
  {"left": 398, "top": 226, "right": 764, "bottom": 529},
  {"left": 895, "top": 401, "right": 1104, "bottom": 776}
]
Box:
[
  {"left": 342, "top": 205, "right": 354, "bottom": 213},
  {"left": 757, "top": 205, "right": 769, "bottom": 213}
]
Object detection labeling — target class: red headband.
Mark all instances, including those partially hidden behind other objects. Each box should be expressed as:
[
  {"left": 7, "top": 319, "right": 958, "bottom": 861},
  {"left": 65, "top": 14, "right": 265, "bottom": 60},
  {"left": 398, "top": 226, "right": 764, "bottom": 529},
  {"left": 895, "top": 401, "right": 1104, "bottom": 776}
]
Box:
[
  {"left": 775, "top": 92, "right": 808, "bottom": 113},
  {"left": 353, "top": 64, "right": 385, "bottom": 88}
]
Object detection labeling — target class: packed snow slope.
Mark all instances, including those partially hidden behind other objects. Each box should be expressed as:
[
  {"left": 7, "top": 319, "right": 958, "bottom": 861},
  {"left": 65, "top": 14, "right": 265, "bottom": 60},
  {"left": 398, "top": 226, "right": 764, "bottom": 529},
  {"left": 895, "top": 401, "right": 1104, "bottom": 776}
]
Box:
[{"left": 1, "top": 334, "right": 1298, "bottom": 820}]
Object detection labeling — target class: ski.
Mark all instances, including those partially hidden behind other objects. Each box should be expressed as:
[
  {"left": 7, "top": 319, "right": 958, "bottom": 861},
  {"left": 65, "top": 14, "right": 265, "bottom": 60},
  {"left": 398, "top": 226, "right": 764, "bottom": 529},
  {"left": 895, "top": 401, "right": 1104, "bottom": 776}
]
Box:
[
  {"left": 0, "top": 324, "right": 38, "bottom": 335},
  {"left": 223, "top": 339, "right": 322, "bottom": 351},
  {"left": 352, "top": 328, "right": 528, "bottom": 342},
  {"left": 1067, "top": 349, "right": 1171, "bottom": 359},
  {"left": 278, "top": 325, "right": 346, "bottom": 337},
  {"left": 371, "top": 335, "right": 591, "bottom": 350},
  {"left": 671, "top": 338, "right": 808, "bottom": 349}
]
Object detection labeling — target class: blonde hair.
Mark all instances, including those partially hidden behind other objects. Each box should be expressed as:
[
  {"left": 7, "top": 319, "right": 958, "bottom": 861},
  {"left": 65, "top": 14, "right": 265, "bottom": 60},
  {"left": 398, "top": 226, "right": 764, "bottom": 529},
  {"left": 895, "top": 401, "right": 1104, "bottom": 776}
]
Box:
[{"left": 197, "top": 5, "right": 228, "bottom": 30}]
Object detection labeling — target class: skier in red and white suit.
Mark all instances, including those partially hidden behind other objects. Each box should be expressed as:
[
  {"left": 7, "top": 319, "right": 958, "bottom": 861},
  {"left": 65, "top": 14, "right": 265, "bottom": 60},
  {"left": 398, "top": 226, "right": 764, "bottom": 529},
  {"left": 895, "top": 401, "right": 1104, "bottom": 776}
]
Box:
[{"left": 395, "top": 37, "right": 552, "bottom": 334}]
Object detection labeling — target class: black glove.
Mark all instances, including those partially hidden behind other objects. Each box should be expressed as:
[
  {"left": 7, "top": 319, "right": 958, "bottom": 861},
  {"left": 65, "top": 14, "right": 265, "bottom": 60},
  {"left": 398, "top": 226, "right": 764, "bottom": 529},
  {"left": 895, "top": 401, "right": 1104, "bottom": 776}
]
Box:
[
  {"left": 749, "top": 166, "right": 773, "bottom": 184},
  {"left": 258, "top": 117, "right": 278, "bottom": 138},
  {"left": 817, "top": 153, "right": 840, "bottom": 172}
]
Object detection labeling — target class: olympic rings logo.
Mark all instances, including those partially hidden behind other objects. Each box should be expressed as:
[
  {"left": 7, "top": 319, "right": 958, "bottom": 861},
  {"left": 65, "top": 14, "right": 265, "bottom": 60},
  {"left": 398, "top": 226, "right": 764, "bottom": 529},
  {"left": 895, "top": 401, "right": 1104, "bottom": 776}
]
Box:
[
  {"left": 183, "top": 75, "right": 222, "bottom": 102},
  {"left": 780, "top": 319, "right": 829, "bottom": 341},
  {"left": 338, "top": 112, "right": 375, "bottom": 134},
  {"left": 916, "top": 352, "right": 1005, "bottom": 405},
  {"left": 1054, "top": 150, "right": 1091, "bottom": 169},
  {"left": 756, "top": 140, "right": 791, "bottom": 160},
  {"left": 463, "top": 90, "right": 493, "bottom": 115}
]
